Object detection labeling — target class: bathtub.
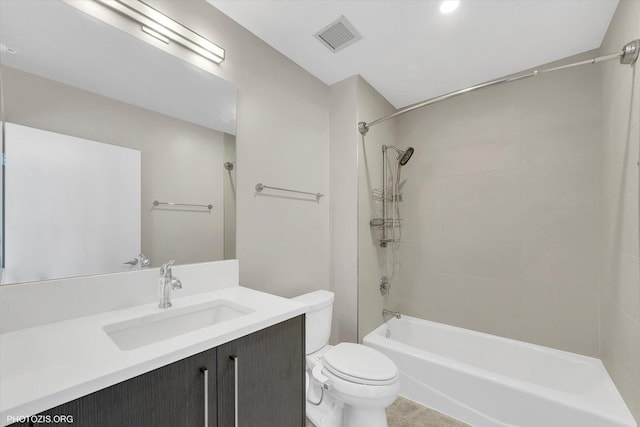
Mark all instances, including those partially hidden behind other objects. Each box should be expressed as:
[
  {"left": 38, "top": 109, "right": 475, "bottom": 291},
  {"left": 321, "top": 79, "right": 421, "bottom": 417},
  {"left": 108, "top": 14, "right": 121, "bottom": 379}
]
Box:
[{"left": 364, "top": 315, "right": 636, "bottom": 427}]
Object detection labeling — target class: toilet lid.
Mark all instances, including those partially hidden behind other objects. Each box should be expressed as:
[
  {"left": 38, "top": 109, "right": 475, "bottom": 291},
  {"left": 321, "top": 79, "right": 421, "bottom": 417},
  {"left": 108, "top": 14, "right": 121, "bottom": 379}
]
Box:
[{"left": 323, "top": 343, "right": 398, "bottom": 385}]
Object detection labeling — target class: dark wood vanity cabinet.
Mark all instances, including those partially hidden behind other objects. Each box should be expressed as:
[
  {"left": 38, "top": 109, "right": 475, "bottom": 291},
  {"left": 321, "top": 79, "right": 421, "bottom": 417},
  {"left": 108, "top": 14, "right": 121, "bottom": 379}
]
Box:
[
  {"left": 217, "top": 315, "right": 305, "bottom": 427},
  {"left": 32, "top": 347, "right": 216, "bottom": 427},
  {"left": 26, "top": 316, "right": 304, "bottom": 427}
]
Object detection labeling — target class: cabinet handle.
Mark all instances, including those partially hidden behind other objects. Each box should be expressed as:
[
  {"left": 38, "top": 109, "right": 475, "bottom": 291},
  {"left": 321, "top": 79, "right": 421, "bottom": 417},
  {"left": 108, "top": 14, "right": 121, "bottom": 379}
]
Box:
[
  {"left": 230, "top": 355, "right": 239, "bottom": 427},
  {"left": 200, "top": 368, "right": 209, "bottom": 427}
]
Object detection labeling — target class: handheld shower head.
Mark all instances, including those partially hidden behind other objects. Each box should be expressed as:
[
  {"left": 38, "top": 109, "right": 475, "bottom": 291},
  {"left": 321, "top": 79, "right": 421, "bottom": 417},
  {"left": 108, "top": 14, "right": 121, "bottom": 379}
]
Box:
[
  {"left": 398, "top": 147, "right": 414, "bottom": 166},
  {"left": 384, "top": 145, "right": 416, "bottom": 166}
]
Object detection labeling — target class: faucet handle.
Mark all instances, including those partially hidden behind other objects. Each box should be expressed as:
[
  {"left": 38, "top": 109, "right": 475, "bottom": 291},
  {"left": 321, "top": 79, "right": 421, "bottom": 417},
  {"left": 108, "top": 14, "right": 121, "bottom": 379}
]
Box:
[
  {"left": 171, "top": 277, "right": 183, "bottom": 290},
  {"left": 139, "top": 253, "right": 151, "bottom": 268},
  {"left": 160, "top": 260, "right": 176, "bottom": 275},
  {"left": 123, "top": 257, "right": 139, "bottom": 266}
]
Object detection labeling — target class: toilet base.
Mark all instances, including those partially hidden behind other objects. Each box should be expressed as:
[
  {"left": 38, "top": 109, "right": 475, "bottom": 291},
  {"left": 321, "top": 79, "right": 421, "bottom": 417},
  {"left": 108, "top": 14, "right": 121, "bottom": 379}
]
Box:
[
  {"left": 306, "top": 381, "right": 343, "bottom": 427},
  {"left": 307, "top": 400, "right": 389, "bottom": 427},
  {"left": 306, "top": 397, "right": 343, "bottom": 427},
  {"left": 343, "top": 406, "right": 388, "bottom": 427},
  {"left": 306, "top": 382, "right": 390, "bottom": 427}
]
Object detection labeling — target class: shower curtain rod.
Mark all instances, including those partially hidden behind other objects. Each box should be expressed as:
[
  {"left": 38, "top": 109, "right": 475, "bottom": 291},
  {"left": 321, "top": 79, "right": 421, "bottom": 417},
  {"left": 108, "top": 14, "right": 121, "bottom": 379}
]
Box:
[{"left": 358, "top": 39, "right": 640, "bottom": 136}]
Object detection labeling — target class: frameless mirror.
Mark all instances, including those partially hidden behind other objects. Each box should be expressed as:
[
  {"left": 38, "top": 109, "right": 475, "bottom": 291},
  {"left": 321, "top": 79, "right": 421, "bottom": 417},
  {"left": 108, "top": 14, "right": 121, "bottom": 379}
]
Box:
[{"left": 0, "top": 0, "right": 237, "bottom": 284}]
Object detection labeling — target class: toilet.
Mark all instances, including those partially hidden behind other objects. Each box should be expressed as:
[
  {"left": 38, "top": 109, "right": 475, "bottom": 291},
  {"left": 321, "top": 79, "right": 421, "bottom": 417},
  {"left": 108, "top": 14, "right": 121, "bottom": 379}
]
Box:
[{"left": 293, "top": 290, "right": 399, "bottom": 427}]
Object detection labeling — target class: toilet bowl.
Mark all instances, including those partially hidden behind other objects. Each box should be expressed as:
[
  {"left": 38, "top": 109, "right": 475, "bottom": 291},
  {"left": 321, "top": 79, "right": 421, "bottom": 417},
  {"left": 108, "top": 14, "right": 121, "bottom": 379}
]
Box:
[{"left": 293, "top": 290, "right": 399, "bottom": 427}]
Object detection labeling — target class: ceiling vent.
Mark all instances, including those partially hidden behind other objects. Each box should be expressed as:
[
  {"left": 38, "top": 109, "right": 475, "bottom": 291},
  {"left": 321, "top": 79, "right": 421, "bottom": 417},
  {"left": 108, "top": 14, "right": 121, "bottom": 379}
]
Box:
[{"left": 314, "top": 15, "right": 362, "bottom": 53}]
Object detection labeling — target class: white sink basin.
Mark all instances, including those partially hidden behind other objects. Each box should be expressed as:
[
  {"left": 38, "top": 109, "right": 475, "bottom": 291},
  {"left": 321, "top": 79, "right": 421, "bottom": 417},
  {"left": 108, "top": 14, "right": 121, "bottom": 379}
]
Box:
[{"left": 103, "top": 300, "right": 254, "bottom": 350}]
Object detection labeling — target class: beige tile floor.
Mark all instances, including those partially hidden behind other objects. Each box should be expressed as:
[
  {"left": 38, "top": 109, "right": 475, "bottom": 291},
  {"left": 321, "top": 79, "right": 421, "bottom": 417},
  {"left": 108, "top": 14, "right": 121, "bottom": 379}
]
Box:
[{"left": 306, "top": 396, "right": 470, "bottom": 427}]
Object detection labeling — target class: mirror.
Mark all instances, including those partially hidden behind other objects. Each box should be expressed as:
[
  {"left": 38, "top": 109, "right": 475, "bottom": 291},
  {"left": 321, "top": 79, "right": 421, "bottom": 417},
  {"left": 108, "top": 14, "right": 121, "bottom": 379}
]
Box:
[{"left": 0, "top": 0, "right": 237, "bottom": 284}]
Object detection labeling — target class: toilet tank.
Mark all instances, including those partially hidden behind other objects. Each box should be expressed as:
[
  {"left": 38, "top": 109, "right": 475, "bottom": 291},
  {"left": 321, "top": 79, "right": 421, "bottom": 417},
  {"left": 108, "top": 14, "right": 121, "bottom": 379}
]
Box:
[{"left": 292, "top": 290, "right": 334, "bottom": 354}]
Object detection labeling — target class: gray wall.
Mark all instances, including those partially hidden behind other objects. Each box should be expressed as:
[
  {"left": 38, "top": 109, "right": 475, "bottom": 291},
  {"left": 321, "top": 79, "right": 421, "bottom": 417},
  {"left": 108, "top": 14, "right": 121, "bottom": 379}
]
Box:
[
  {"left": 4, "top": 0, "right": 335, "bottom": 333},
  {"left": 223, "top": 133, "right": 237, "bottom": 259},
  {"left": 599, "top": 0, "right": 640, "bottom": 420},
  {"left": 148, "top": 1, "right": 331, "bottom": 299},
  {"left": 2, "top": 66, "right": 225, "bottom": 269},
  {"left": 329, "top": 76, "right": 359, "bottom": 344}
]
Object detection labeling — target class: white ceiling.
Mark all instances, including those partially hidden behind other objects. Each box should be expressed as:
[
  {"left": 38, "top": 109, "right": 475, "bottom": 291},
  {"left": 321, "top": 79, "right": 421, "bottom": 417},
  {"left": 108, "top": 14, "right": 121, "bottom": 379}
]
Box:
[{"left": 209, "top": 0, "right": 619, "bottom": 108}]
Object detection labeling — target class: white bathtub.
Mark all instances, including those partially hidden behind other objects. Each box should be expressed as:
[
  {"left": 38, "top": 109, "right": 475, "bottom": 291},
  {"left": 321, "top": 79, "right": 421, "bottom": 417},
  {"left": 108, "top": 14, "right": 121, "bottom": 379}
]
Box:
[{"left": 364, "top": 315, "right": 636, "bottom": 427}]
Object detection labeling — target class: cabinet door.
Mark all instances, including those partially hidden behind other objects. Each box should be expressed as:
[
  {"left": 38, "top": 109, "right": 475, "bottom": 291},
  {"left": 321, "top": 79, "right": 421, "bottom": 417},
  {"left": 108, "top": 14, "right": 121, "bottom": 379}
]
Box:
[
  {"left": 217, "top": 316, "right": 305, "bottom": 427},
  {"left": 34, "top": 348, "right": 216, "bottom": 427}
]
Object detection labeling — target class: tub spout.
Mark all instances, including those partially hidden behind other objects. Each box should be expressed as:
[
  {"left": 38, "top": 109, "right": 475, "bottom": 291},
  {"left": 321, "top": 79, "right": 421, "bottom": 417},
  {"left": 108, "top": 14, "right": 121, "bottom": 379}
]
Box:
[{"left": 382, "top": 308, "right": 401, "bottom": 321}]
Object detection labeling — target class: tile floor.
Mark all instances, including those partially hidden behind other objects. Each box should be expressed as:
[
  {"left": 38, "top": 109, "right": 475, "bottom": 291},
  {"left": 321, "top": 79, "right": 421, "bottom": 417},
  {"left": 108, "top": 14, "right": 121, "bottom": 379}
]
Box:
[{"left": 305, "top": 396, "right": 470, "bottom": 427}]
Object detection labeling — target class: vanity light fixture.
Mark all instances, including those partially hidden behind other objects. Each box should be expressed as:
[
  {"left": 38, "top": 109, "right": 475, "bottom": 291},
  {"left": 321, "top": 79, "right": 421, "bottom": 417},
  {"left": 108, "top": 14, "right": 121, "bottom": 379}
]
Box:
[
  {"left": 92, "top": 0, "right": 225, "bottom": 64},
  {"left": 141, "top": 25, "right": 169, "bottom": 44},
  {"left": 440, "top": 0, "right": 460, "bottom": 14}
]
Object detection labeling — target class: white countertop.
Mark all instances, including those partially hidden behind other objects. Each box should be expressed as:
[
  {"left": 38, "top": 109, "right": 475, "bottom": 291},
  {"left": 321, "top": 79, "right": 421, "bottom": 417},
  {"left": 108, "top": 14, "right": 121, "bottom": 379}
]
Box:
[{"left": 0, "top": 286, "right": 307, "bottom": 425}]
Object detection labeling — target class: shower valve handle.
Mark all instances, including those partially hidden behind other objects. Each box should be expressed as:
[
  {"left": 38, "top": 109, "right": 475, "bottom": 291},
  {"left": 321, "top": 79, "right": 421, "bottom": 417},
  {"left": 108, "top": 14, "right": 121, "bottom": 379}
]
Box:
[{"left": 379, "top": 276, "right": 390, "bottom": 295}]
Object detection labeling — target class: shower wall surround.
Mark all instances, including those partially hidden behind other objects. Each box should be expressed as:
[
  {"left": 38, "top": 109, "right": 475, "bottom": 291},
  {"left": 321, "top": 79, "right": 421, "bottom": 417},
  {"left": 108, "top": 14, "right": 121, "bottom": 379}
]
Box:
[
  {"left": 356, "top": 78, "right": 400, "bottom": 339},
  {"left": 396, "top": 51, "right": 601, "bottom": 356},
  {"left": 598, "top": 0, "right": 640, "bottom": 420},
  {"left": 350, "top": 2, "right": 638, "bottom": 420}
]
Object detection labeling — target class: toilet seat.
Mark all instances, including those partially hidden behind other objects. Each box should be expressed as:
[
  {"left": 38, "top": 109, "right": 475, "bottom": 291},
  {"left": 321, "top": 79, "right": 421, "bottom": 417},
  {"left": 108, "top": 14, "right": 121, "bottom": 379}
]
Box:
[
  {"left": 323, "top": 343, "right": 398, "bottom": 386},
  {"left": 295, "top": 290, "right": 399, "bottom": 427}
]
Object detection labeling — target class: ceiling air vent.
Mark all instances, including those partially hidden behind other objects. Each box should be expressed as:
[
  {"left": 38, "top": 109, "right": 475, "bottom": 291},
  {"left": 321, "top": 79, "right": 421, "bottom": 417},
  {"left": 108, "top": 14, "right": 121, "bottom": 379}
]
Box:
[{"left": 314, "top": 15, "right": 362, "bottom": 53}]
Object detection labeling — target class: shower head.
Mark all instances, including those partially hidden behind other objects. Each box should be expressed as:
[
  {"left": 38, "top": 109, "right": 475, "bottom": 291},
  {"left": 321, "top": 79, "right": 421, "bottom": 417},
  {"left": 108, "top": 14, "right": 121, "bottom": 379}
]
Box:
[
  {"left": 398, "top": 147, "right": 414, "bottom": 166},
  {"left": 385, "top": 144, "right": 415, "bottom": 166}
]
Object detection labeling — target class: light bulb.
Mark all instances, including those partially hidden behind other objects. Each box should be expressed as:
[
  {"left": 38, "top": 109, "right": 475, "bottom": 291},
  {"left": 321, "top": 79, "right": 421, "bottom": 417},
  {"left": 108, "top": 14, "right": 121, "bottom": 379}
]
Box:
[{"left": 440, "top": 0, "right": 460, "bottom": 14}]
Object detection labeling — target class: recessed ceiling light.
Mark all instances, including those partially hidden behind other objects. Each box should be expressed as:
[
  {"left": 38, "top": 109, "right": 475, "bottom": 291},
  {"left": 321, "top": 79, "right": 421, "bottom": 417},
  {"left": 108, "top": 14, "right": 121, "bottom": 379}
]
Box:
[{"left": 440, "top": 0, "right": 460, "bottom": 14}]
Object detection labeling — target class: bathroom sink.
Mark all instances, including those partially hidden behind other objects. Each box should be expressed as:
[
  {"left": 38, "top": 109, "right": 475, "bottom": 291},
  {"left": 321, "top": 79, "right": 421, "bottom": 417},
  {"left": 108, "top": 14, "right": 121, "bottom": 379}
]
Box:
[{"left": 103, "top": 300, "right": 254, "bottom": 350}]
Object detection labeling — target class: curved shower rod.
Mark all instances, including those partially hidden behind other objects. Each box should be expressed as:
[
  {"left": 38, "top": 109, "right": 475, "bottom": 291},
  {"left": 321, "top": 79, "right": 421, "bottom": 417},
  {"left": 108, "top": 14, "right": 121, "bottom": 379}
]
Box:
[{"left": 358, "top": 39, "right": 640, "bottom": 136}]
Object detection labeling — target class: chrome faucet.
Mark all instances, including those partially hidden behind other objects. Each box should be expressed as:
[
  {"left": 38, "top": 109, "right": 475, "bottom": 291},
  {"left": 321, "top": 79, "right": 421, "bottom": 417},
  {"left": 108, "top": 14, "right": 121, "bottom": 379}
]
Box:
[
  {"left": 138, "top": 253, "right": 151, "bottom": 268},
  {"left": 382, "top": 308, "right": 401, "bottom": 321},
  {"left": 158, "top": 260, "right": 182, "bottom": 308},
  {"left": 123, "top": 253, "right": 151, "bottom": 269}
]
